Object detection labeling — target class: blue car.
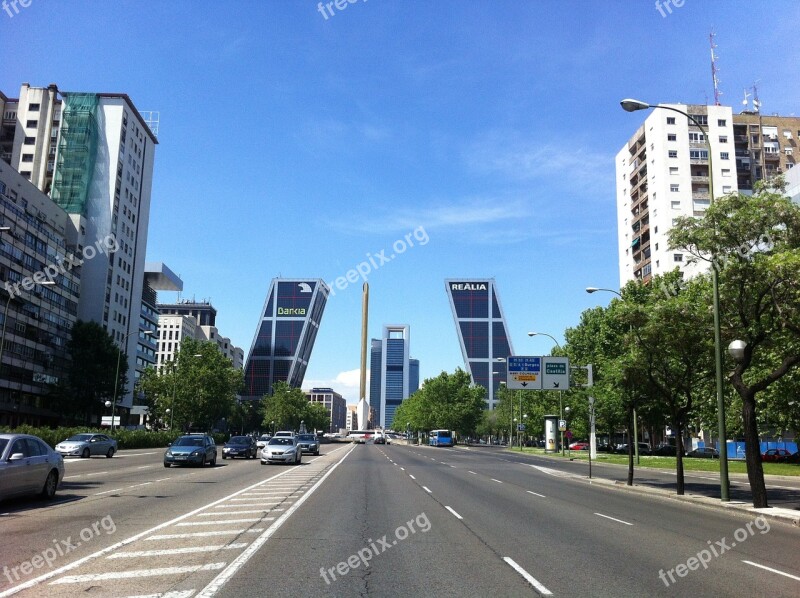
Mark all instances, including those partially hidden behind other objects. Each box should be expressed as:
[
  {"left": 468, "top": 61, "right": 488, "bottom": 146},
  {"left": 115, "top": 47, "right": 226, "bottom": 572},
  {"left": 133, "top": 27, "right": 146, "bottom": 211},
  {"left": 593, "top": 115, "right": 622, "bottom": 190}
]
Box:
[{"left": 164, "top": 434, "right": 217, "bottom": 467}]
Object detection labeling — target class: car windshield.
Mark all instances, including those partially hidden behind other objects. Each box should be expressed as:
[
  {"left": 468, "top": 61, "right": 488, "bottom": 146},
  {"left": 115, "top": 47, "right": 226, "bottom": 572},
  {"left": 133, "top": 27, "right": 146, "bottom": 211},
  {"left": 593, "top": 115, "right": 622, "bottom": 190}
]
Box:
[
  {"left": 269, "top": 438, "right": 293, "bottom": 446},
  {"left": 174, "top": 437, "right": 204, "bottom": 447},
  {"left": 258, "top": 435, "right": 270, "bottom": 441},
  {"left": 298, "top": 435, "right": 315, "bottom": 441},
  {"left": 67, "top": 434, "right": 94, "bottom": 442},
  {"left": 228, "top": 437, "right": 249, "bottom": 444},
  {"left": 0, "top": 439, "right": 8, "bottom": 454}
]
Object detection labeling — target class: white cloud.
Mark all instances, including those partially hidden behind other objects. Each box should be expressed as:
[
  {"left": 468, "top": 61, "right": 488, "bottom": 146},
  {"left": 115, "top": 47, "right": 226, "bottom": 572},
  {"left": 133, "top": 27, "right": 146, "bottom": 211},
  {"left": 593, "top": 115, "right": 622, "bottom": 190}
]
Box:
[{"left": 303, "top": 368, "right": 369, "bottom": 404}]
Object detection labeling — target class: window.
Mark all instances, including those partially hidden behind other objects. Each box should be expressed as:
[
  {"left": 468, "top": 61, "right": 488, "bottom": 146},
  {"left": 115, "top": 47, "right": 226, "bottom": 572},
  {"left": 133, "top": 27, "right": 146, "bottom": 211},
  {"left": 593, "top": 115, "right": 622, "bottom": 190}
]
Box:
[
  {"left": 720, "top": 152, "right": 729, "bottom": 160},
  {"left": 719, "top": 136, "right": 728, "bottom": 143},
  {"left": 655, "top": 243, "right": 659, "bottom": 250},
  {"left": 694, "top": 115, "right": 708, "bottom": 125},
  {"left": 23, "top": 136, "right": 35, "bottom": 145},
  {"left": 667, "top": 134, "right": 677, "bottom": 141},
  {"left": 28, "top": 103, "right": 40, "bottom": 111},
  {"left": 722, "top": 185, "right": 732, "bottom": 194},
  {"left": 669, "top": 167, "right": 679, "bottom": 175},
  {"left": 666, "top": 117, "right": 676, "bottom": 125},
  {"left": 674, "top": 254, "right": 683, "bottom": 262},
  {"left": 21, "top": 154, "right": 33, "bottom": 162},
  {"left": 721, "top": 168, "right": 731, "bottom": 176},
  {"left": 689, "top": 132, "right": 705, "bottom": 142},
  {"left": 689, "top": 150, "right": 708, "bottom": 160},
  {"left": 671, "top": 200, "right": 681, "bottom": 209},
  {"left": 670, "top": 184, "right": 679, "bottom": 192},
  {"left": 668, "top": 150, "right": 678, "bottom": 158},
  {"left": 717, "top": 119, "right": 726, "bottom": 127},
  {"left": 26, "top": 120, "right": 38, "bottom": 128}
]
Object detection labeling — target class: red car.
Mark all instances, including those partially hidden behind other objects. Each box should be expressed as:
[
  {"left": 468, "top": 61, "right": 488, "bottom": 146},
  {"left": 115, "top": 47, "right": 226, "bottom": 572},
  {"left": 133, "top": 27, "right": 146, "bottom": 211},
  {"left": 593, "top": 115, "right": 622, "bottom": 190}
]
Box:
[
  {"left": 569, "top": 442, "right": 590, "bottom": 451},
  {"left": 761, "top": 448, "right": 792, "bottom": 462}
]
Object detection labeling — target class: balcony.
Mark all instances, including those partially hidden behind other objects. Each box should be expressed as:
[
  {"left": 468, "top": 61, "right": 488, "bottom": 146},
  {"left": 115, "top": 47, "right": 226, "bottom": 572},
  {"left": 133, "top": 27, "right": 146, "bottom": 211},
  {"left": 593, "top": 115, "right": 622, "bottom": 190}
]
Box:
[
  {"left": 692, "top": 191, "right": 710, "bottom": 200},
  {"left": 764, "top": 152, "right": 780, "bottom": 161}
]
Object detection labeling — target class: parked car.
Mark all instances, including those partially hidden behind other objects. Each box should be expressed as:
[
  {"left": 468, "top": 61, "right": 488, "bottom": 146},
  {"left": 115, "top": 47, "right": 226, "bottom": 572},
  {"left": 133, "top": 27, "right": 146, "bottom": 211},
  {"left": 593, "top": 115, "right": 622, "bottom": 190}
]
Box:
[
  {"left": 614, "top": 442, "right": 651, "bottom": 455},
  {"left": 222, "top": 435, "right": 257, "bottom": 459},
  {"left": 256, "top": 434, "right": 271, "bottom": 450},
  {"left": 164, "top": 434, "right": 217, "bottom": 467},
  {"left": 296, "top": 433, "right": 320, "bottom": 455},
  {"left": 761, "top": 448, "right": 793, "bottom": 462},
  {"left": 568, "top": 442, "right": 589, "bottom": 451},
  {"left": 0, "top": 433, "right": 65, "bottom": 501},
  {"left": 652, "top": 443, "right": 678, "bottom": 456},
  {"left": 260, "top": 436, "right": 301, "bottom": 465},
  {"left": 780, "top": 451, "right": 800, "bottom": 464},
  {"left": 55, "top": 433, "right": 118, "bottom": 458},
  {"left": 686, "top": 447, "right": 719, "bottom": 459}
]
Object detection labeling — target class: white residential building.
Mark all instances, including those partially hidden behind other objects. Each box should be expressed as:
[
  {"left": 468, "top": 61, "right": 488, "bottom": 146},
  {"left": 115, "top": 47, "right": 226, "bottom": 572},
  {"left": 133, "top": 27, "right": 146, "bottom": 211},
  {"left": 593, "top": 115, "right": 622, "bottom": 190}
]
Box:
[
  {"left": 1, "top": 83, "right": 158, "bottom": 413},
  {"left": 156, "top": 314, "right": 197, "bottom": 368}
]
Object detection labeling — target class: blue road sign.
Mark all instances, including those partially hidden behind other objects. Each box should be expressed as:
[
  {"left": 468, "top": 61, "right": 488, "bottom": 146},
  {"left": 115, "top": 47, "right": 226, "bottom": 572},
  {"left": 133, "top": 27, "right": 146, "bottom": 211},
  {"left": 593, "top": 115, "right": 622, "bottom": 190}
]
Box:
[{"left": 507, "top": 356, "right": 542, "bottom": 389}]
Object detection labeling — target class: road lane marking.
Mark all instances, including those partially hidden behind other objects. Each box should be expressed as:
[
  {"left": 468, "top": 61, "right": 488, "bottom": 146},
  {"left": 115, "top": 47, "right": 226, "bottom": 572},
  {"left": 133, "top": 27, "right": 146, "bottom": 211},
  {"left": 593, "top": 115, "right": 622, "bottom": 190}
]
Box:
[
  {"left": 195, "top": 445, "right": 356, "bottom": 597},
  {"left": 128, "top": 482, "right": 153, "bottom": 489},
  {"left": 409, "top": 475, "right": 416, "bottom": 479},
  {"left": 0, "top": 460, "right": 321, "bottom": 597},
  {"left": 94, "top": 488, "right": 123, "bottom": 496},
  {"left": 176, "top": 518, "right": 266, "bottom": 526},
  {"left": 400, "top": 467, "right": 405, "bottom": 471},
  {"left": 594, "top": 513, "right": 633, "bottom": 526},
  {"left": 527, "top": 490, "right": 546, "bottom": 498},
  {"left": 742, "top": 560, "right": 800, "bottom": 581},
  {"left": 64, "top": 471, "right": 109, "bottom": 479},
  {"left": 445, "top": 506, "right": 463, "bottom": 520},
  {"left": 200, "top": 510, "right": 273, "bottom": 516},
  {"left": 468, "top": 471, "right": 477, "bottom": 475},
  {"left": 422, "top": 486, "right": 432, "bottom": 493},
  {"left": 491, "top": 479, "right": 503, "bottom": 484},
  {"left": 123, "top": 591, "right": 195, "bottom": 598},
  {"left": 51, "top": 563, "right": 226, "bottom": 584},
  {"left": 503, "top": 557, "right": 552, "bottom": 595},
  {"left": 147, "top": 529, "right": 264, "bottom": 540},
  {"left": 109, "top": 544, "right": 248, "bottom": 558}
]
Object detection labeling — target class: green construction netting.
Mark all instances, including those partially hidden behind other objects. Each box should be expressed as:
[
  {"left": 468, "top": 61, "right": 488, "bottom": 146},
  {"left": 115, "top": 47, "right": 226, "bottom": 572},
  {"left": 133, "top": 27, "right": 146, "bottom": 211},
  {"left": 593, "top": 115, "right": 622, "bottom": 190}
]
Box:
[{"left": 50, "top": 93, "right": 99, "bottom": 215}]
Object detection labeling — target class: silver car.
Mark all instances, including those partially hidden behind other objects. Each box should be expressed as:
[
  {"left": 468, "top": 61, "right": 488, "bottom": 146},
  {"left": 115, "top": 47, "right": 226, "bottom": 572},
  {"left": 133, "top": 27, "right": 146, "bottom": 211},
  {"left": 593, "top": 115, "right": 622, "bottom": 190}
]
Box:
[
  {"left": 0, "top": 433, "right": 65, "bottom": 501},
  {"left": 56, "top": 433, "right": 118, "bottom": 458},
  {"left": 260, "top": 436, "right": 301, "bottom": 465}
]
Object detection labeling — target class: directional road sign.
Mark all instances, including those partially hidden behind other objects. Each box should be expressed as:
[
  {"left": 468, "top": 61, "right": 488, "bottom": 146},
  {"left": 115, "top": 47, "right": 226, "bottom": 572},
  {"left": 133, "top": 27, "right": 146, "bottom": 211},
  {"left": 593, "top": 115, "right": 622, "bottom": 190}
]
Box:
[
  {"left": 542, "top": 356, "right": 570, "bottom": 389},
  {"left": 507, "top": 356, "right": 542, "bottom": 390}
]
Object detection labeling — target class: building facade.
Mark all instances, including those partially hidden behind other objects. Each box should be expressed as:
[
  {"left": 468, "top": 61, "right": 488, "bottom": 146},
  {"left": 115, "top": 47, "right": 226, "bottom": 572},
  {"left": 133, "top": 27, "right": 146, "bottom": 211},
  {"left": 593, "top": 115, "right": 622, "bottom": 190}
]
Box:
[
  {"left": 1, "top": 83, "right": 158, "bottom": 415},
  {"left": 444, "top": 279, "right": 514, "bottom": 409},
  {"left": 369, "top": 325, "right": 418, "bottom": 429},
  {"left": 0, "top": 161, "right": 80, "bottom": 425},
  {"left": 305, "top": 387, "right": 346, "bottom": 433},
  {"left": 616, "top": 104, "right": 800, "bottom": 286},
  {"left": 242, "top": 278, "right": 329, "bottom": 400}
]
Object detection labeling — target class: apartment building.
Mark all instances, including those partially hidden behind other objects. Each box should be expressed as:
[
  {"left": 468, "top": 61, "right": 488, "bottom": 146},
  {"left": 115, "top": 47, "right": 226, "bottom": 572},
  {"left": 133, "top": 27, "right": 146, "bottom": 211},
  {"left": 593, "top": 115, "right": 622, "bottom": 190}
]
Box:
[
  {"left": 1, "top": 83, "right": 158, "bottom": 415},
  {"left": 616, "top": 104, "right": 799, "bottom": 286},
  {"left": 305, "top": 387, "right": 346, "bottom": 433}
]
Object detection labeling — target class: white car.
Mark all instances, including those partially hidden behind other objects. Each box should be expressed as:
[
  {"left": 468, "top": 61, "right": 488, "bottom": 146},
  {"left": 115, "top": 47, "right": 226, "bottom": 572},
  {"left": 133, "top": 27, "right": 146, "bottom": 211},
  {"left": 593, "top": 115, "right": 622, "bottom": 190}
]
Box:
[
  {"left": 256, "top": 434, "right": 271, "bottom": 450},
  {"left": 260, "top": 437, "right": 301, "bottom": 465},
  {"left": 55, "top": 433, "right": 117, "bottom": 458},
  {"left": 0, "top": 433, "right": 65, "bottom": 501}
]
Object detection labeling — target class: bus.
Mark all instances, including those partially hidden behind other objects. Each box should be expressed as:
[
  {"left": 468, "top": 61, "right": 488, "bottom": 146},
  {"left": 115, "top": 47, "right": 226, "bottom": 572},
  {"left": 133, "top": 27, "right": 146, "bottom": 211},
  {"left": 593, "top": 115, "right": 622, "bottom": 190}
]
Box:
[
  {"left": 346, "top": 430, "right": 374, "bottom": 444},
  {"left": 429, "top": 429, "right": 454, "bottom": 447}
]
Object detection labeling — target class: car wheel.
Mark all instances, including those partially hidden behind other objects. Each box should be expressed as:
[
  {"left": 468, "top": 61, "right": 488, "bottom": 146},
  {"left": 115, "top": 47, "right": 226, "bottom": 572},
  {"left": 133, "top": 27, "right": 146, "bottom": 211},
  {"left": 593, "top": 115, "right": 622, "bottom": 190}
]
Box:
[
  {"left": 81, "top": 448, "right": 90, "bottom": 459},
  {"left": 314, "top": 450, "right": 319, "bottom": 456},
  {"left": 210, "top": 454, "right": 217, "bottom": 467},
  {"left": 296, "top": 452, "right": 301, "bottom": 465},
  {"left": 164, "top": 462, "right": 170, "bottom": 468},
  {"left": 199, "top": 455, "right": 206, "bottom": 468},
  {"left": 41, "top": 470, "right": 58, "bottom": 499},
  {"left": 222, "top": 455, "right": 227, "bottom": 459},
  {"left": 106, "top": 447, "right": 115, "bottom": 458}
]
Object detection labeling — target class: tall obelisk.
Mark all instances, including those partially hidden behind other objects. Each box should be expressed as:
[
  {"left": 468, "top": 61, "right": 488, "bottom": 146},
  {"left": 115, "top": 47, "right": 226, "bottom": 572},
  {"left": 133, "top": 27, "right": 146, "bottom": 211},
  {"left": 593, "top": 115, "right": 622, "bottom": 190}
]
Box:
[{"left": 356, "top": 282, "right": 370, "bottom": 430}]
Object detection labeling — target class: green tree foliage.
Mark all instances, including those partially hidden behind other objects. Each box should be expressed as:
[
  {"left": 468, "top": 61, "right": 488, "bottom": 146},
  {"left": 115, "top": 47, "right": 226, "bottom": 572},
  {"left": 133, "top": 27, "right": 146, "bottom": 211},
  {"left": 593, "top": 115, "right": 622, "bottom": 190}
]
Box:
[
  {"left": 669, "top": 179, "right": 800, "bottom": 508},
  {"left": 260, "top": 381, "right": 328, "bottom": 432},
  {"left": 140, "top": 338, "right": 243, "bottom": 432},
  {"left": 394, "top": 369, "right": 485, "bottom": 438},
  {"left": 51, "top": 320, "right": 126, "bottom": 425}
]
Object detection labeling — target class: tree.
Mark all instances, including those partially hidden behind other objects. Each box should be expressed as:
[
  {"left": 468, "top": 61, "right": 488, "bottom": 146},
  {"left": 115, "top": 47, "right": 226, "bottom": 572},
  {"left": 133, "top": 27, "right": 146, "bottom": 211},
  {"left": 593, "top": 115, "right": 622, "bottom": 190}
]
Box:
[
  {"left": 52, "top": 321, "right": 126, "bottom": 425},
  {"left": 669, "top": 179, "right": 800, "bottom": 508},
  {"left": 261, "top": 381, "right": 311, "bottom": 432}
]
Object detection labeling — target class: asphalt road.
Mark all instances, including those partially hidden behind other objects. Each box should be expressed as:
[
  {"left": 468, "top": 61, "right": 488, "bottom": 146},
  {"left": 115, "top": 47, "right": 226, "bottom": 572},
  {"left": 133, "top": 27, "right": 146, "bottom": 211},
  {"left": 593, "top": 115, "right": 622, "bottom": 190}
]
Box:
[{"left": 0, "top": 442, "right": 798, "bottom": 597}]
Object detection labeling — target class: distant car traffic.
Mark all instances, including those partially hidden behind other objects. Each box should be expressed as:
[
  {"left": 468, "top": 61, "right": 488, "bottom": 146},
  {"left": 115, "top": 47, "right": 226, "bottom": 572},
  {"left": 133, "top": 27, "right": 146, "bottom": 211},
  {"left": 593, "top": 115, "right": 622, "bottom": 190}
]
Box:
[
  {"left": 614, "top": 442, "right": 651, "bottom": 455},
  {"left": 55, "top": 433, "right": 117, "bottom": 458},
  {"left": 761, "top": 448, "right": 792, "bottom": 462},
  {"left": 261, "top": 436, "right": 302, "bottom": 465},
  {"left": 686, "top": 447, "right": 719, "bottom": 459},
  {"left": 0, "top": 433, "right": 65, "bottom": 501},
  {"left": 296, "top": 433, "right": 320, "bottom": 455},
  {"left": 568, "top": 442, "right": 589, "bottom": 451},
  {"left": 256, "top": 434, "right": 271, "bottom": 450},
  {"left": 222, "top": 436, "right": 257, "bottom": 459},
  {"left": 652, "top": 444, "right": 678, "bottom": 456},
  {"left": 164, "top": 434, "right": 217, "bottom": 467}
]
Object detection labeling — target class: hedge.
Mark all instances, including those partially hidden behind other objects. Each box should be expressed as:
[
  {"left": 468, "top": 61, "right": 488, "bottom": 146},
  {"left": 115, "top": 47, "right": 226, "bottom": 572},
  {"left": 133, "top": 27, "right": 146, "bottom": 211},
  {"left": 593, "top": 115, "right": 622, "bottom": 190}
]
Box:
[{"left": 0, "top": 425, "right": 229, "bottom": 450}]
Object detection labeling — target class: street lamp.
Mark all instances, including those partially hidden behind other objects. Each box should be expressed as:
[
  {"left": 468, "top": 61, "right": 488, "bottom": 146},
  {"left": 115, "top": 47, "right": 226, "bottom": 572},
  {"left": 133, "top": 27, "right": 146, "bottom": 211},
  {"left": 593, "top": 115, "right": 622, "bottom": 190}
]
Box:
[
  {"left": 621, "top": 98, "right": 729, "bottom": 501},
  {"left": 165, "top": 408, "right": 172, "bottom": 430},
  {"left": 111, "top": 329, "right": 153, "bottom": 432},
  {"left": 528, "top": 331, "right": 566, "bottom": 455}
]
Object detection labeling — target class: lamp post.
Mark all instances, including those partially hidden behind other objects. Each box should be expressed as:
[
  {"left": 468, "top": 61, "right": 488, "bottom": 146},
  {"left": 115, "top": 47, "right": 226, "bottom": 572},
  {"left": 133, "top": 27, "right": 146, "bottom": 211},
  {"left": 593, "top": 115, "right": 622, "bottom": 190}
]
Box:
[
  {"left": 585, "top": 287, "right": 642, "bottom": 465},
  {"left": 271, "top": 420, "right": 275, "bottom": 436},
  {"left": 111, "top": 329, "right": 153, "bottom": 432},
  {"left": 621, "top": 98, "right": 729, "bottom": 501},
  {"left": 528, "top": 331, "right": 566, "bottom": 455}
]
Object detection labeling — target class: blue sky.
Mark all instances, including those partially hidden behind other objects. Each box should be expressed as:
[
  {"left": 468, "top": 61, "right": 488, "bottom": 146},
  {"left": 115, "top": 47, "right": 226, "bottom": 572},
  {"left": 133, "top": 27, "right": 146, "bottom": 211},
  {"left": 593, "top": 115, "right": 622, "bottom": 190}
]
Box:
[{"left": 3, "top": 1, "right": 800, "bottom": 403}]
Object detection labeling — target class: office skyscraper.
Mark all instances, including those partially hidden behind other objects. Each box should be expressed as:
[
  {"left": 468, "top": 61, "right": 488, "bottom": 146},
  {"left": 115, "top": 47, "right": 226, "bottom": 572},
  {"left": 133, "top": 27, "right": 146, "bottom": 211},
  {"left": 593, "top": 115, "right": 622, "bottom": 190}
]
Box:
[
  {"left": 242, "top": 278, "right": 329, "bottom": 400},
  {"left": 369, "top": 325, "right": 416, "bottom": 429},
  {"left": 445, "top": 279, "right": 514, "bottom": 409}
]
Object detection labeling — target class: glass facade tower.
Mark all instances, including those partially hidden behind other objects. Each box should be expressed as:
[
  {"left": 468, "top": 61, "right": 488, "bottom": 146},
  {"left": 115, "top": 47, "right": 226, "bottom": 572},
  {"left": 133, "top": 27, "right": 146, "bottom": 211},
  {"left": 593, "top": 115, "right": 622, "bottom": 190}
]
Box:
[
  {"left": 242, "top": 278, "right": 329, "bottom": 400},
  {"left": 444, "top": 279, "right": 514, "bottom": 409}
]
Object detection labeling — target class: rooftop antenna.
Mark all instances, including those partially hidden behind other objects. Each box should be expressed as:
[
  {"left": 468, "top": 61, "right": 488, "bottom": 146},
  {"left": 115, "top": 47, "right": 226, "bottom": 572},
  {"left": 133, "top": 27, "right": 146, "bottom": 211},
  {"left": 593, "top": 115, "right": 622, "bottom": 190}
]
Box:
[
  {"left": 140, "top": 111, "right": 160, "bottom": 138},
  {"left": 752, "top": 82, "right": 761, "bottom": 113},
  {"left": 709, "top": 31, "right": 722, "bottom": 106}
]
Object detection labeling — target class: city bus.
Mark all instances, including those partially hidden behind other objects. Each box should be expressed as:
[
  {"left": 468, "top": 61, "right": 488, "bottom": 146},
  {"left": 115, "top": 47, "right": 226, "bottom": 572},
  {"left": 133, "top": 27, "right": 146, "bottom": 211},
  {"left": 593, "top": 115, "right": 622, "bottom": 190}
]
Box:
[
  {"left": 346, "top": 430, "right": 374, "bottom": 444},
  {"left": 428, "top": 429, "right": 454, "bottom": 447}
]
